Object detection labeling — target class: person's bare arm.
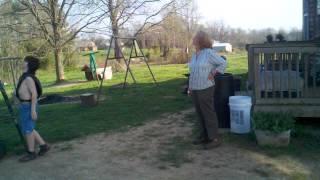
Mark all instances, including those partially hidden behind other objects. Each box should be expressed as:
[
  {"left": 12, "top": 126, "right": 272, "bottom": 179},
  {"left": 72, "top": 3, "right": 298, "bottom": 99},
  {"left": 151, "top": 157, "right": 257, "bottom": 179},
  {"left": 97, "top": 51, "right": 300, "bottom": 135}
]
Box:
[{"left": 26, "top": 77, "right": 38, "bottom": 121}]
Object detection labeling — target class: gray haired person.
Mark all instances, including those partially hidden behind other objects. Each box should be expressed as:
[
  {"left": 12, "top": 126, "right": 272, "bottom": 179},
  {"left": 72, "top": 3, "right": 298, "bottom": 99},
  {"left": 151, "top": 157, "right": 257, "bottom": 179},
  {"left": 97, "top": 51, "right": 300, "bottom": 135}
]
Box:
[{"left": 188, "top": 31, "right": 227, "bottom": 149}]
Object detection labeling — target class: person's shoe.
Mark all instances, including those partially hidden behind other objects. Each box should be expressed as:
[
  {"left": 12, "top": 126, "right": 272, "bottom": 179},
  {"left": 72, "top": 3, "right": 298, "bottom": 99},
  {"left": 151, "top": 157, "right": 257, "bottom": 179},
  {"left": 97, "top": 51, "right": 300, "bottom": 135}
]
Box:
[
  {"left": 38, "top": 144, "right": 50, "bottom": 156},
  {"left": 192, "top": 138, "right": 209, "bottom": 145},
  {"left": 19, "top": 151, "right": 37, "bottom": 162},
  {"left": 203, "top": 138, "right": 221, "bottom": 150}
]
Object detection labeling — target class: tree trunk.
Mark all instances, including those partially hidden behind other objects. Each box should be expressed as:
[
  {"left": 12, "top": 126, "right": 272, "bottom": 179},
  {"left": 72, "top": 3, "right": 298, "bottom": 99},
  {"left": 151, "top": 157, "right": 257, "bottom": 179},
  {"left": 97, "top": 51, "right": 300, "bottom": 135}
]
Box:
[
  {"left": 112, "top": 27, "right": 122, "bottom": 60},
  {"left": 111, "top": 25, "right": 125, "bottom": 72},
  {"left": 114, "top": 39, "right": 121, "bottom": 59},
  {"left": 54, "top": 48, "right": 65, "bottom": 82}
]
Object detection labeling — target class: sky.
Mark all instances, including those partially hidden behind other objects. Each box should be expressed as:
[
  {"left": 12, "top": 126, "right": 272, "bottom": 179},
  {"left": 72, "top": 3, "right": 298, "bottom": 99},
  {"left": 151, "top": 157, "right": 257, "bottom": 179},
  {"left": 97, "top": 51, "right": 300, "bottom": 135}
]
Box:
[{"left": 197, "top": 0, "right": 302, "bottom": 30}]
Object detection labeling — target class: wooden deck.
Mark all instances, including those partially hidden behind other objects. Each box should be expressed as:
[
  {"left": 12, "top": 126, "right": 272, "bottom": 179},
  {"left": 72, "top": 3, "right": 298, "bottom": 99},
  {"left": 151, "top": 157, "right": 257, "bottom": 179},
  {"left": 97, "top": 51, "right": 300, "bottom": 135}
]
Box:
[{"left": 247, "top": 41, "right": 320, "bottom": 117}]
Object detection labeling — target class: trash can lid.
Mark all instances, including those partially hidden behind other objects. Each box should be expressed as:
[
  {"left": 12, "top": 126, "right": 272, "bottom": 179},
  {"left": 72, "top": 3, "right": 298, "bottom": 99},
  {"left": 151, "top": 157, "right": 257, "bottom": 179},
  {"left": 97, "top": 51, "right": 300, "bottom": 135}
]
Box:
[{"left": 229, "top": 96, "right": 252, "bottom": 105}]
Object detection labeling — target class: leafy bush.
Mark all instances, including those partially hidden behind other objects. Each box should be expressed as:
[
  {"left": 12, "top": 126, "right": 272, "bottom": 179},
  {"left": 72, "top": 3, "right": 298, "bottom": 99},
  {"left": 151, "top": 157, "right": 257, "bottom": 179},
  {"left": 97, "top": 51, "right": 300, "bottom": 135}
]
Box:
[{"left": 253, "top": 112, "right": 295, "bottom": 133}]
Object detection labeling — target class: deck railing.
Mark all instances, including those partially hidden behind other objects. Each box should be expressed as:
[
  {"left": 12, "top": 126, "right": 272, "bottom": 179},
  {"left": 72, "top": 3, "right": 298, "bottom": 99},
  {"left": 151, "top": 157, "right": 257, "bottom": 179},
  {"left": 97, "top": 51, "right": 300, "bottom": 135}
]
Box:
[{"left": 247, "top": 42, "right": 320, "bottom": 105}]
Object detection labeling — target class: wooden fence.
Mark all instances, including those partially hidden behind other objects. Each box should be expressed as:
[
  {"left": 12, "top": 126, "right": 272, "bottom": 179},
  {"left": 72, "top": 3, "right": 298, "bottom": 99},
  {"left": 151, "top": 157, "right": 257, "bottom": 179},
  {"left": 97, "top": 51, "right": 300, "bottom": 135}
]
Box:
[{"left": 247, "top": 42, "right": 320, "bottom": 117}]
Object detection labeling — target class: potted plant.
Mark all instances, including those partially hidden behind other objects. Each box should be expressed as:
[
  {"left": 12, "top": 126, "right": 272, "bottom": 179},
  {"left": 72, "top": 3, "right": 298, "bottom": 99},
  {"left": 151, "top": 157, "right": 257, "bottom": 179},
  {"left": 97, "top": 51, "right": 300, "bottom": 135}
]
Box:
[
  {"left": 81, "top": 64, "right": 93, "bottom": 81},
  {"left": 252, "top": 112, "right": 295, "bottom": 147}
]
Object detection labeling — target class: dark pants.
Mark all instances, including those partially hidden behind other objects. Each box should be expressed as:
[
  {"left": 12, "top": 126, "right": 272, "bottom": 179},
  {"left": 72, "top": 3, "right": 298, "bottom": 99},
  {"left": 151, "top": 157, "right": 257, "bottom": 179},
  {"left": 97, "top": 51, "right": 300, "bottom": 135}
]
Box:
[{"left": 192, "top": 86, "right": 219, "bottom": 141}]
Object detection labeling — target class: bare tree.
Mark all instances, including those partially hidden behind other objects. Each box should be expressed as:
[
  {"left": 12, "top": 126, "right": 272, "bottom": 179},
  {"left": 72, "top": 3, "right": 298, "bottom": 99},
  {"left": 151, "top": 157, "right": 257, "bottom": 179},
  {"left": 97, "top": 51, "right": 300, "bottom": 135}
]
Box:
[
  {"left": 0, "top": 0, "right": 30, "bottom": 57},
  {"left": 206, "top": 20, "right": 230, "bottom": 42},
  {"left": 10, "top": 0, "right": 103, "bottom": 82},
  {"left": 178, "top": 0, "right": 199, "bottom": 57},
  {"left": 95, "top": 0, "right": 180, "bottom": 59},
  {"left": 146, "top": 0, "right": 198, "bottom": 61}
]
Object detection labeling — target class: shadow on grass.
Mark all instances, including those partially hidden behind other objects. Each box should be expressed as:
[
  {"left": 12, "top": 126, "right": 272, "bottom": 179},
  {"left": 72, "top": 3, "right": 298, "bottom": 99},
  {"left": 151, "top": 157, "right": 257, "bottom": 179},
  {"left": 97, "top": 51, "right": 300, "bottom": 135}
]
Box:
[
  {"left": 196, "top": 120, "right": 320, "bottom": 178},
  {"left": 0, "top": 77, "right": 193, "bottom": 154},
  {"left": 222, "top": 122, "right": 320, "bottom": 161},
  {"left": 184, "top": 108, "right": 320, "bottom": 175}
]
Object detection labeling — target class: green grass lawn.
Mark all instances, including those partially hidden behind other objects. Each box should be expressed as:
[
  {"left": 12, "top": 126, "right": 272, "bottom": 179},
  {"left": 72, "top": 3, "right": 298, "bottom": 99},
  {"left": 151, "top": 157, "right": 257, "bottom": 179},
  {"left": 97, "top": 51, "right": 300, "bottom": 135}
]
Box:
[
  {"left": 1, "top": 52, "right": 319, "bottom": 168},
  {"left": 0, "top": 52, "right": 248, "bottom": 153},
  {"left": 0, "top": 64, "right": 189, "bottom": 152}
]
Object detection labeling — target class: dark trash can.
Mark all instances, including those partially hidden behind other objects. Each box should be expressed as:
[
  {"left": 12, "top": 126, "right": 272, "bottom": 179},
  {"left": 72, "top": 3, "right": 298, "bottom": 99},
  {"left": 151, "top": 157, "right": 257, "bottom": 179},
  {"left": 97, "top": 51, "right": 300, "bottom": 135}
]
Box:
[
  {"left": 233, "top": 77, "right": 241, "bottom": 92},
  {"left": 183, "top": 73, "right": 190, "bottom": 95},
  {"left": 214, "top": 73, "right": 235, "bottom": 128}
]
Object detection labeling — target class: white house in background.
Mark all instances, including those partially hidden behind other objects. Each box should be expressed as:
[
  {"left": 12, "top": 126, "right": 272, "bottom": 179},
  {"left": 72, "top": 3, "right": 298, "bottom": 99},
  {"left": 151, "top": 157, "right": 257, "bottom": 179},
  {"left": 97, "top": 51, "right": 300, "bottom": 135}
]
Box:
[{"left": 212, "top": 41, "right": 232, "bottom": 52}]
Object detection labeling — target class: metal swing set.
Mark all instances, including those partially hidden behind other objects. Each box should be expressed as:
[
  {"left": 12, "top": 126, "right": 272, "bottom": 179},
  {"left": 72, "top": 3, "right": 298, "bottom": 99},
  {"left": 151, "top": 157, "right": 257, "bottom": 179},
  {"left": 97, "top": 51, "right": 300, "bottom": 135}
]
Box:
[{"left": 96, "top": 36, "right": 158, "bottom": 101}]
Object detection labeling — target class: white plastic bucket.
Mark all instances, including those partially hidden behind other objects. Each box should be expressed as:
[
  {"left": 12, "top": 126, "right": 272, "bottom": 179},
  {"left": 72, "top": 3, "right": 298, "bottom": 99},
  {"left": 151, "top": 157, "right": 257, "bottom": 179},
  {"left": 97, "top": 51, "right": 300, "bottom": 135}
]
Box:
[{"left": 229, "top": 96, "right": 252, "bottom": 134}]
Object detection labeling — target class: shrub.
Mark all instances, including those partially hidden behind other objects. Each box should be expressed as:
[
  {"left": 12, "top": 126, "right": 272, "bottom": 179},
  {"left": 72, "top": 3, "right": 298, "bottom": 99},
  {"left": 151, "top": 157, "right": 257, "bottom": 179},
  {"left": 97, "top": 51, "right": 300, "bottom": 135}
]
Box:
[
  {"left": 252, "top": 112, "right": 295, "bottom": 133},
  {"left": 169, "top": 49, "right": 189, "bottom": 64}
]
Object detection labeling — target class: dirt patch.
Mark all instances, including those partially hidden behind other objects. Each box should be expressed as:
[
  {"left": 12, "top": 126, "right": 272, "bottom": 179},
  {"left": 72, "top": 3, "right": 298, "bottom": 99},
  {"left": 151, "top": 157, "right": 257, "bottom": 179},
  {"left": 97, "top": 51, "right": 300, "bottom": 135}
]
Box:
[{"left": 0, "top": 109, "right": 317, "bottom": 179}]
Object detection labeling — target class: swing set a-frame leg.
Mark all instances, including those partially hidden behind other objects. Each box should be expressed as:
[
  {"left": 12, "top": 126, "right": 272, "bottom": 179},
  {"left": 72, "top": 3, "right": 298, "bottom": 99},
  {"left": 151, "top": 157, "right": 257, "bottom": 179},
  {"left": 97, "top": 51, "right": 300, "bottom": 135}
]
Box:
[
  {"left": 0, "top": 81, "right": 28, "bottom": 152},
  {"left": 123, "top": 57, "right": 136, "bottom": 88},
  {"left": 123, "top": 40, "right": 138, "bottom": 88},
  {"left": 134, "top": 39, "right": 158, "bottom": 86}
]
